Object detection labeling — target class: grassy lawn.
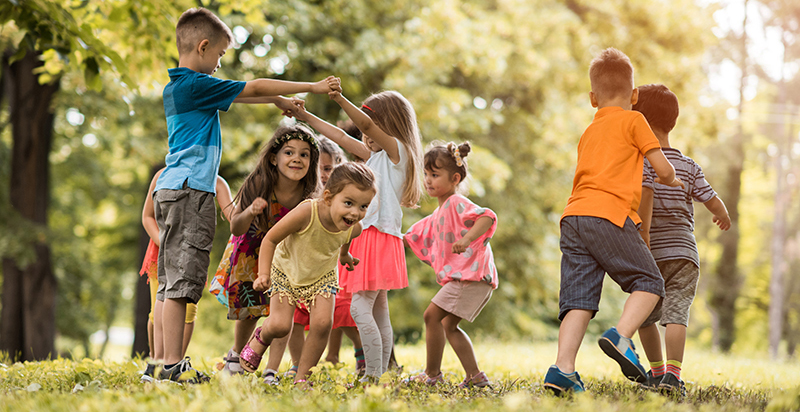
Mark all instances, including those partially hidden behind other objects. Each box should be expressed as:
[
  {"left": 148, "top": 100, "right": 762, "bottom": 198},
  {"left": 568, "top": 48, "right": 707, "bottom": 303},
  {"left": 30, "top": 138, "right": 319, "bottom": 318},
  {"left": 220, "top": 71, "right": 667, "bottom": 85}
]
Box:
[{"left": 2, "top": 340, "right": 799, "bottom": 412}]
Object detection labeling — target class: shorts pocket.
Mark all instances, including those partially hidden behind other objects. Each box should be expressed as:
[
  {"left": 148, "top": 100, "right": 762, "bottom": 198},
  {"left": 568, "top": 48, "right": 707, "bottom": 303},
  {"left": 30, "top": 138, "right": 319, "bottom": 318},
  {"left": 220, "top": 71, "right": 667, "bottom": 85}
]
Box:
[{"left": 186, "top": 191, "right": 216, "bottom": 251}]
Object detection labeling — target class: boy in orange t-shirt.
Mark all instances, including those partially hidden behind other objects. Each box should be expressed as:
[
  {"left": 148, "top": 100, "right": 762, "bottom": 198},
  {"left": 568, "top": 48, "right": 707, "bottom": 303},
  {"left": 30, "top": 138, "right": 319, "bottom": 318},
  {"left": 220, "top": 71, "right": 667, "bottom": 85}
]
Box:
[{"left": 543, "top": 48, "right": 684, "bottom": 395}]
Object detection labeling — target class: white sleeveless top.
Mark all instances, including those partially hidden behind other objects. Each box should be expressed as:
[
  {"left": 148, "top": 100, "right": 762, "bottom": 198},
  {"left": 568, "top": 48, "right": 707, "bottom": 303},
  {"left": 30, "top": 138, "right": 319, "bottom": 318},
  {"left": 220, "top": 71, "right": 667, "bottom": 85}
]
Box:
[{"left": 361, "top": 142, "right": 407, "bottom": 238}]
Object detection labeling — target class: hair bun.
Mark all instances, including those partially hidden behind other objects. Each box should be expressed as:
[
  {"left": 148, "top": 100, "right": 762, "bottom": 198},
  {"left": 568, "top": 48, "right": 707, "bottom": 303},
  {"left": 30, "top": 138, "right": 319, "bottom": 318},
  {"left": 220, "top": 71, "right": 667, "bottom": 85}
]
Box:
[{"left": 457, "top": 142, "right": 471, "bottom": 158}]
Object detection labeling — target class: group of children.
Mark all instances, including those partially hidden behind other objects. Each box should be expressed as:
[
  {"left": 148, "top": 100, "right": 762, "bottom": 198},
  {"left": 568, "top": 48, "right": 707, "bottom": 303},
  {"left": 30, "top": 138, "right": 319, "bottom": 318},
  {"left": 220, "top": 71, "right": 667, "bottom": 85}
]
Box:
[{"left": 140, "top": 7, "right": 731, "bottom": 396}]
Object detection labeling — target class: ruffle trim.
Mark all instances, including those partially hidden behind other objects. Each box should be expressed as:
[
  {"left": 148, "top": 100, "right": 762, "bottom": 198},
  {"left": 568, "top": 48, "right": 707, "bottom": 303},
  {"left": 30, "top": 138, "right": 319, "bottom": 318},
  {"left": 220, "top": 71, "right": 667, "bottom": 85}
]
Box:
[{"left": 268, "top": 265, "right": 339, "bottom": 307}]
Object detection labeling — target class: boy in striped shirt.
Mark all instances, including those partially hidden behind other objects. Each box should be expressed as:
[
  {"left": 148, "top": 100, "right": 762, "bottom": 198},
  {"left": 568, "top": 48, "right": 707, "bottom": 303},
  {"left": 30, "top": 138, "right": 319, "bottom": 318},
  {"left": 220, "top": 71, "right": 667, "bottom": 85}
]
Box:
[{"left": 635, "top": 84, "right": 731, "bottom": 396}]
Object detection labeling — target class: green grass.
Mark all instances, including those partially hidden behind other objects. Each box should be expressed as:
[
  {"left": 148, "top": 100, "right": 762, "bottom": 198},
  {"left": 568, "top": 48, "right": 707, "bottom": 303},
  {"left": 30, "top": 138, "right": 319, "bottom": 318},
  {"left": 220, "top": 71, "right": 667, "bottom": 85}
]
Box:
[{"left": 2, "top": 341, "right": 799, "bottom": 412}]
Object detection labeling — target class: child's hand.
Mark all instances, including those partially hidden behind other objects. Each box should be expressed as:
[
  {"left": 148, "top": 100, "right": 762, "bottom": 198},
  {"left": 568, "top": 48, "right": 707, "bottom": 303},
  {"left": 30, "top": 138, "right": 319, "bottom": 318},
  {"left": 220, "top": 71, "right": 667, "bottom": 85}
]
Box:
[
  {"left": 290, "top": 100, "right": 309, "bottom": 121},
  {"left": 327, "top": 76, "right": 342, "bottom": 93},
  {"left": 340, "top": 253, "right": 360, "bottom": 271},
  {"left": 253, "top": 274, "right": 271, "bottom": 292},
  {"left": 247, "top": 197, "right": 268, "bottom": 217},
  {"left": 452, "top": 238, "right": 470, "bottom": 254},
  {"left": 654, "top": 176, "right": 685, "bottom": 189},
  {"left": 713, "top": 214, "right": 731, "bottom": 231},
  {"left": 311, "top": 76, "right": 338, "bottom": 94},
  {"left": 274, "top": 96, "right": 302, "bottom": 117}
]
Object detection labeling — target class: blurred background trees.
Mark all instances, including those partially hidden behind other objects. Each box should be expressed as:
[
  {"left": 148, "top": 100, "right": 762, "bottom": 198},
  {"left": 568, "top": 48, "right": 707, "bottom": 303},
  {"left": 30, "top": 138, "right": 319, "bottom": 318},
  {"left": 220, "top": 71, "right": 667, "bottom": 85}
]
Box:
[{"left": 0, "top": 0, "right": 798, "bottom": 361}]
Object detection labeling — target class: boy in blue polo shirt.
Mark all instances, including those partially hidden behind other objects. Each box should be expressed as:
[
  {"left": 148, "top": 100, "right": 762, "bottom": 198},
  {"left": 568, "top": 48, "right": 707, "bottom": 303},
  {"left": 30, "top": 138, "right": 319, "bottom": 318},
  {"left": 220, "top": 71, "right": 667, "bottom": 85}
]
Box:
[{"left": 153, "top": 7, "right": 339, "bottom": 383}]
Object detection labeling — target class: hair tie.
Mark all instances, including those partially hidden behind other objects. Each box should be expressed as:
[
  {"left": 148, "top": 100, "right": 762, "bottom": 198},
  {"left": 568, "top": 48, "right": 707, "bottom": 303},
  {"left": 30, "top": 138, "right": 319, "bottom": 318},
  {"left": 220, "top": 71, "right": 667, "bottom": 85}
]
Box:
[
  {"left": 450, "top": 144, "right": 463, "bottom": 167},
  {"left": 361, "top": 104, "right": 374, "bottom": 112},
  {"left": 275, "top": 132, "right": 319, "bottom": 150}
]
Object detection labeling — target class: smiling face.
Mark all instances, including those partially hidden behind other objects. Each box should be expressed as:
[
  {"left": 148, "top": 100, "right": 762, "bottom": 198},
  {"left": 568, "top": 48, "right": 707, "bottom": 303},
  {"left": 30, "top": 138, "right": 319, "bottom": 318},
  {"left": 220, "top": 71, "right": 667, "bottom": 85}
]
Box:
[
  {"left": 272, "top": 139, "right": 311, "bottom": 182},
  {"left": 198, "top": 39, "right": 227, "bottom": 74},
  {"left": 424, "top": 166, "right": 459, "bottom": 201},
  {"left": 319, "top": 153, "right": 335, "bottom": 186},
  {"left": 324, "top": 183, "right": 375, "bottom": 231}
]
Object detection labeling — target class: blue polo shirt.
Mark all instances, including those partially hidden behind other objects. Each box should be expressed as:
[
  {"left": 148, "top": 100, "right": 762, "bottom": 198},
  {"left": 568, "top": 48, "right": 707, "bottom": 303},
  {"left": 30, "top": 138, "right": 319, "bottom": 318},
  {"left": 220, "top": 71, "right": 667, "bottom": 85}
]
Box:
[{"left": 155, "top": 67, "right": 246, "bottom": 194}]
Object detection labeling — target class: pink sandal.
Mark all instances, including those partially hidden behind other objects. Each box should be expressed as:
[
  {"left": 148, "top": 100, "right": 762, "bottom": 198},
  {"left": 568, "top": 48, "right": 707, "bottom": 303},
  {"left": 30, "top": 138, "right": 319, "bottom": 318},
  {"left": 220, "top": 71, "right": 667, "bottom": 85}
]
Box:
[{"left": 240, "top": 327, "right": 268, "bottom": 373}]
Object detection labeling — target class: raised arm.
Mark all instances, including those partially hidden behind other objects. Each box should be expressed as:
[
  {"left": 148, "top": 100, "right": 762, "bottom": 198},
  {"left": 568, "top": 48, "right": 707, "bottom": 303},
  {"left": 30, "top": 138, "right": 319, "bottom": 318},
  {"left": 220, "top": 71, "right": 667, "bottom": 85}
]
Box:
[
  {"left": 142, "top": 168, "right": 165, "bottom": 246},
  {"left": 234, "top": 76, "right": 339, "bottom": 101},
  {"left": 291, "top": 104, "right": 372, "bottom": 161},
  {"left": 644, "top": 148, "right": 683, "bottom": 188},
  {"left": 253, "top": 202, "right": 313, "bottom": 291},
  {"left": 703, "top": 196, "right": 731, "bottom": 231},
  {"left": 637, "top": 187, "right": 654, "bottom": 248},
  {"left": 215, "top": 176, "right": 235, "bottom": 222},
  {"left": 330, "top": 91, "right": 400, "bottom": 163}
]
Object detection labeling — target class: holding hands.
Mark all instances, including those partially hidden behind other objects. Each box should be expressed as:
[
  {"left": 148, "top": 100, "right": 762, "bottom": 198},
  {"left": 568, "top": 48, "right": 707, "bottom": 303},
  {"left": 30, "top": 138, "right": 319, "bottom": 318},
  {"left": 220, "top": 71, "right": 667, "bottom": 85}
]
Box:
[{"left": 654, "top": 176, "right": 685, "bottom": 189}]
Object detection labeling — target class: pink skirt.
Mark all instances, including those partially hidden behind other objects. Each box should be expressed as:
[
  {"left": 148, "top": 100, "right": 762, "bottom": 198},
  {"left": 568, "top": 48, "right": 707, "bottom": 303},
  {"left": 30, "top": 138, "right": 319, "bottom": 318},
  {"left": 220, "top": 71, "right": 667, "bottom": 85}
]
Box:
[{"left": 339, "top": 227, "right": 407, "bottom": 294}]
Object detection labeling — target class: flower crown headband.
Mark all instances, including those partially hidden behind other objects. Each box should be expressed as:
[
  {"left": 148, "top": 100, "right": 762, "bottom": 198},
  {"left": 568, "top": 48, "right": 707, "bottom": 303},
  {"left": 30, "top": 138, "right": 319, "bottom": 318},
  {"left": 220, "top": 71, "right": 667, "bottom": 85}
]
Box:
[
  {"left": 274, "top": 131, "right": 319, "bottom": 150},
  {"left": 449, "top": 143, "right": 463, "bottom": 167}
]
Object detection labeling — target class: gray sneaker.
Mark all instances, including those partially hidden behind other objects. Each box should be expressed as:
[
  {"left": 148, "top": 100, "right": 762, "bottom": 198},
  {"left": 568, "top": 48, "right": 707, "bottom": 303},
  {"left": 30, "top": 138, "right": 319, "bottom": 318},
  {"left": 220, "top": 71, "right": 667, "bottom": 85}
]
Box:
[
  {"left": 140, "top": 363, "right": 157, "bottom": 383},
  {"left": 658, "top": 372, "right": 686, "bottom": 397},
  {"left": 641, "top": 370, "right": 662, "bottom": 390},
  {"left": 158, "top": 357, "right": 210, "bottom": 384}
]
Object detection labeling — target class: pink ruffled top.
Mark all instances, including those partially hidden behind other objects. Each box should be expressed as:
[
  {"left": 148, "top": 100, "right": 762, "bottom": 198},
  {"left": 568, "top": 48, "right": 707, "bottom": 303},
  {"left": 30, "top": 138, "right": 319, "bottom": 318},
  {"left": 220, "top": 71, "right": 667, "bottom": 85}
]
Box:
[{"left": 405, "top": 194, "right": 498, "bottom": 288}]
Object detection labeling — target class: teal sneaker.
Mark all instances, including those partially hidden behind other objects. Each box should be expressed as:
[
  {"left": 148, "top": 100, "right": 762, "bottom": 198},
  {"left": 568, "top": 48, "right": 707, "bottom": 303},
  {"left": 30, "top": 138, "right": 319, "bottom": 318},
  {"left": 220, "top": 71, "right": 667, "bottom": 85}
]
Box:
[
  {"left": 543, "top": 365, "right": 585, "bottom": 396},
  {"left": 598, "top": 327, "right": 647, "bottom": 383}
]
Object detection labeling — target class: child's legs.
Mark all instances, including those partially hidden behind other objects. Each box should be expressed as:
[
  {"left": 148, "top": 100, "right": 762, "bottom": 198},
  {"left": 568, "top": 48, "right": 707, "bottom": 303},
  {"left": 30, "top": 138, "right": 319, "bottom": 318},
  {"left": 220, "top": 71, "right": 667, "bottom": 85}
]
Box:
[
  {"left": 658, "top": 259, "right": 698, "bottom": 365},
  {"left": 266, "top": 332, "right": 290, "bottom": 371},
  {"left": 147, "top": 319, "right": 155, "bottom": 359},
  {"left": 162, "top": 297, "right": 189, "bottom": 365},
  {"left": 297, "top": 295, "right": 335, "bottom": 379},
  {"left": 325, "top": 328, "right": 344, "bottom": 363},
  {"left": 372, "top": 290, "right": 393, "bottom": 374},
  {"left": 618, "top": 291, "right": 660, "bottom": 338},
  {"left": 288, "top": 324, "right": 305, "bottom": 366},
  {"left": 351, "top": 290, "right": 382, "bottom": 377},
  {"left": 148, "top": 276, "right": 158, "bottom": 359},
  {"left": 181, "top": 303, "right": 197, "bottom": 357},
  {"left": 638, "top": 323, "right": 663, "bottom": 363},
  {"left": 555, "top": 216, "right": 608, "bottom": 372},
  {"left": 423, "top": 302, "right": 448, "bottom": 376},
  {"left": 664, "top": 324, "right": 687, "bottom": 363},
  {"left": 341, "top": 327, "right": 362, "bottom": 349},
  {"left": 442, "top": 313, "right": 480, "bottom": 377},
  {"left": 234, "top": 318, "right": 259, "bottom": 353},
  {"left": 152, "top": 299, "right": 164, "bottom": 361},
  {"left": 260, "top": 295, "right": 296, "bottom": 343}
]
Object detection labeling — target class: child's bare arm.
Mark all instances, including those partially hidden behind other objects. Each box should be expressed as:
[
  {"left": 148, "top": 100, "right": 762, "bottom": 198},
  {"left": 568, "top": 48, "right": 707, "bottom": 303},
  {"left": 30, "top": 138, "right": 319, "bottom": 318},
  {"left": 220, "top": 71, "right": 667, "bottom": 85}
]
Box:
[
  {"left": 703, "top": 196, "right": 731, "bottom": 231},
  {"left": 339, "top": 223, "right": 363, "bottom": 271},
  {"left": 637, "top": 187, "right": 654, "bottom": 248},
  {"left": 291, "top": 104, "right": 372, "bottom": 160},
  {"left": 253, "top": 202, "right": 313, "bottom": 291},
  {"left": 142, "top": 169, "right": 164, "bottom": 246},
  {"left": 229, "top": 197, "right": 268, "bottom": 236},
  {"left": 645, "top": 148, "right": 684, "bottom": 188},
  {"left": 329, "top": 90, "right": 400, "bottom": 163},
  {"left": 215, "top": 176, "right": 235, "bottom": 222},
  {"left": 452, "top": 216, "right": 494, "bottom": 254},
  {"left": 234, "top": 76, "right": 339, "bottom": 100},
  {"left": 234, "top": 95, "right": 304, "bottom": 115}
]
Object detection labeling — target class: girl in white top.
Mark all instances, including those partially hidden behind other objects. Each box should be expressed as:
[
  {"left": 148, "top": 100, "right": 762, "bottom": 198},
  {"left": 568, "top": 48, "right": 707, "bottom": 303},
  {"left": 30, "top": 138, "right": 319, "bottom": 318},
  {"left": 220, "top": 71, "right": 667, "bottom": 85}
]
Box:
[{"left": 292, "top": 84, "right": 424, "bottom": 380}]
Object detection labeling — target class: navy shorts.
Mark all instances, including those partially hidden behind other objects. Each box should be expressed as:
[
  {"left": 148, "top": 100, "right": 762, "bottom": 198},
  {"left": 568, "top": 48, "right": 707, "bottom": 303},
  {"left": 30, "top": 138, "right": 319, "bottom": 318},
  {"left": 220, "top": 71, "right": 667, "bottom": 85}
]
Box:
[{"left": 558, "top": 216, "right": 664, "bottom": 321}]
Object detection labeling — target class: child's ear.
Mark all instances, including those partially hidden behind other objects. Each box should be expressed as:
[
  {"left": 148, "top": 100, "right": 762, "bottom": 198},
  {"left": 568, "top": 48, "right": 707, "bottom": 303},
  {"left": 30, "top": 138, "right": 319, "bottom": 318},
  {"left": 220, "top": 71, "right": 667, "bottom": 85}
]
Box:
[
  {"left": 631, "top": 88, "right": 639, "bottom": 106},
  {"left": 451, "top": 172, "right": 462, "bottom": 186},
  {"left": 323, "top": 190, "right": 333, "bottom": 205},
  {"left": 589, "top": 91, "right": 598, "bottom": 108},
  {"left": 197, "top": 39, "right": 210, "bottom": 56}
]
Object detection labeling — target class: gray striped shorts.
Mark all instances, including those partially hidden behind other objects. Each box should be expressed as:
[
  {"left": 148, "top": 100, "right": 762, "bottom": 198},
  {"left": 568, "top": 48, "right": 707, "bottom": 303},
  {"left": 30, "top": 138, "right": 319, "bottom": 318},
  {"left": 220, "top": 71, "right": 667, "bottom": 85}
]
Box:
[
  {"left": 559, "top": 216, "right": 665, "bottom": 321},
  {"left": 642, "top": 259, "right": 699, "bottom": 327}
]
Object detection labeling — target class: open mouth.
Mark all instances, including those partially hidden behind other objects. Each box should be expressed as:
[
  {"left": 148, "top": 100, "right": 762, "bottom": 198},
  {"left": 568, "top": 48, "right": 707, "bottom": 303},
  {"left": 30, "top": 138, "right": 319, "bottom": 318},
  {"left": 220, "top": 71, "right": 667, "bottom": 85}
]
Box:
[{"left": 343, "top": 217, "right": 355, "bottom": 226}]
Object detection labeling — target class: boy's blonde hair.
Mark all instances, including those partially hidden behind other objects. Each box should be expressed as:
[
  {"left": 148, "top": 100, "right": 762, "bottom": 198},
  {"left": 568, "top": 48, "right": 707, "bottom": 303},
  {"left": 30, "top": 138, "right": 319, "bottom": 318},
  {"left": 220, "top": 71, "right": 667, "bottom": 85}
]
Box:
[
  {"left": 176, "top": 8, "right": 234, "bottom": 56},
  {"left": 361, "top": 91, "right": 423, "bottom": 208},
  {"left": 589, "top": 48, "right": 634, "bottom": 101}
]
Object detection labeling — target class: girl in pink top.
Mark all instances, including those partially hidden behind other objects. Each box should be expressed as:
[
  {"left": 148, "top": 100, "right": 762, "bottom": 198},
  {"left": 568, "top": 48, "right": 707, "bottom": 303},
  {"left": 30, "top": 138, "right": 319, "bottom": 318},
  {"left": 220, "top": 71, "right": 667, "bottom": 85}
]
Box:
[{"left": 404, "top": 142, "right": 498, "bottom": 388}]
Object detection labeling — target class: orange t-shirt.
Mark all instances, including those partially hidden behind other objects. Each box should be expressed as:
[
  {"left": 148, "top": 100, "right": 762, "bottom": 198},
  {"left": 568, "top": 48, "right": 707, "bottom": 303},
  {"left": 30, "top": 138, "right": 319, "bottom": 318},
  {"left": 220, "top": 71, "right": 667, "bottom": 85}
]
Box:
[{"left": 561, "top": 106, "right": 661, "bottom": 227}]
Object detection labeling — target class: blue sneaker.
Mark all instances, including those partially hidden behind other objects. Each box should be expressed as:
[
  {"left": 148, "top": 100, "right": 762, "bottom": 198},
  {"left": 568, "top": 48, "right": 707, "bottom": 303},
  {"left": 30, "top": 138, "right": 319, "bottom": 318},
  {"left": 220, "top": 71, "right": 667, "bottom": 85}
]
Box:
[
  {"left": 543, "top": 365, "right": 585, "bottom": 396},
  {"left": 598, "top": 327, "right": 647, "bottom": 383}
]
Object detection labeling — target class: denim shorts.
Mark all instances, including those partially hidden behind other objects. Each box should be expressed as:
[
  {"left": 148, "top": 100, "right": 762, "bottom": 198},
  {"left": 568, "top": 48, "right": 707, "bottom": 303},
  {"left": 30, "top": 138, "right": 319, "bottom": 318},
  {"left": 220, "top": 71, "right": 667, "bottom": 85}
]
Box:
[
  {"left": 641, "top": 259, "right": 699, "bottom": 327},
  {"left": 558, "top": 216, "right": 664, "bottom": 321},
  {"left": 153, "top": 185, "right": 216, "bottom": 304}
]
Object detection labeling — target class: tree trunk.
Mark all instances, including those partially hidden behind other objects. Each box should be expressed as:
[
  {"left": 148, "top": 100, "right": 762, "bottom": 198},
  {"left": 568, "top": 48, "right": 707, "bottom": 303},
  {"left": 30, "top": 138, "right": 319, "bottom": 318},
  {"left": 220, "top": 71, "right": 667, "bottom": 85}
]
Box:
[
  {"left": 0, "top": 51, "right": 60, "bottom": 361},
  {"left": 708, "top": 0, "right": 748, "bottom": 353}
]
